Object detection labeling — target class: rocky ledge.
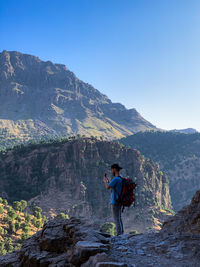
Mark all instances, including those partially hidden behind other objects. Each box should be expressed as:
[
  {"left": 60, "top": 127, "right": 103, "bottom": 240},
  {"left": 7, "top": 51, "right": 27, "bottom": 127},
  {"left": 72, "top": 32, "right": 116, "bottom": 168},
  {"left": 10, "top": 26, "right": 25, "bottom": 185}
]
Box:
[{"left": 1, "top": 191, "right": 200, "bottom": 267}]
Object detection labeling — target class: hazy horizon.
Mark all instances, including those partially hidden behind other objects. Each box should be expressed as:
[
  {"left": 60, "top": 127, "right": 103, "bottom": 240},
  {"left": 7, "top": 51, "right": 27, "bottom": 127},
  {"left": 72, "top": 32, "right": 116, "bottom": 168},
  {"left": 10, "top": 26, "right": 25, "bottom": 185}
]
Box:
[{"left": 1, "top": 0, "right": 200, "bottom": 131}]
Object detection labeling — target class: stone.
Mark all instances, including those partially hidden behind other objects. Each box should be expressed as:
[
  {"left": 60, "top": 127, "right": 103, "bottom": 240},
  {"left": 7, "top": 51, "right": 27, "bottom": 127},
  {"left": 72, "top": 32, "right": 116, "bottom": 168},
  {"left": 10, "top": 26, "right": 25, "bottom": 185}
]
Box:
[
  {"left": 162, "top": 190, "right": 200, "bottom": 235},
  {"left": 1, "top": 189, "right": 200, "bottom": 267},
  {"left": 96, "top": 263, "right": 128, "bottom": 267}
]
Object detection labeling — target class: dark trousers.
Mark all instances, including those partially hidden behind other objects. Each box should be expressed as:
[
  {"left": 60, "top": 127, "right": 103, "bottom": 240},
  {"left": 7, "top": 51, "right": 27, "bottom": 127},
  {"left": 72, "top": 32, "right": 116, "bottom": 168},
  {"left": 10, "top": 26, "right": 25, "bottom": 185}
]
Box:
[{"left": 112, "top": 202, "right": 124, "bottom": 235}]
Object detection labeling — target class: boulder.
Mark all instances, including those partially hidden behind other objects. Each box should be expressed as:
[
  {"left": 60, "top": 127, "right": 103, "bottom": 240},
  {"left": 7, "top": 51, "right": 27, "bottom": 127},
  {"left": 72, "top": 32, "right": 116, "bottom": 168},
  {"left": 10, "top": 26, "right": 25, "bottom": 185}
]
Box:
[{"left": 162, "top": 190, "right": 200, "bottom": 234}]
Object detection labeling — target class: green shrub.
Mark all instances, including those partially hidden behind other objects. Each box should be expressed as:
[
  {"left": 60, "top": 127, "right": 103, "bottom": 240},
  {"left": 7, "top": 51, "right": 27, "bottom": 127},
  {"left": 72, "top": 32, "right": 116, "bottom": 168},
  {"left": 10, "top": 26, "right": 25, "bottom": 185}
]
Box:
[
  {"left": 100, "top": 222, "right": 116, "bottom": 236},
  {"left": 56, "top": 213, "right": 69, "bottom": 220},
  {"left": 129, "top": 230, "right": 139, "bottom": 235}
]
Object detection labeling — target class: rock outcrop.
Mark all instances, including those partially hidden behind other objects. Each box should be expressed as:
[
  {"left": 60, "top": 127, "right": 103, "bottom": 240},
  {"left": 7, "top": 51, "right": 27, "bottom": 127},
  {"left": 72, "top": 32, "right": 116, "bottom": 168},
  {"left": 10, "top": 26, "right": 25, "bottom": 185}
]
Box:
[
  {"left": 0, "top": 217, "right": 124, "bottom": 267},
  {"left": 1, "top": 190, "right": 200, "bottom": 267},
  {"left": 0, "top": 138, "right": 172, "bottom": 233},
  {"left": 162, "top": 190, "right": 200, "bottom": 234}
]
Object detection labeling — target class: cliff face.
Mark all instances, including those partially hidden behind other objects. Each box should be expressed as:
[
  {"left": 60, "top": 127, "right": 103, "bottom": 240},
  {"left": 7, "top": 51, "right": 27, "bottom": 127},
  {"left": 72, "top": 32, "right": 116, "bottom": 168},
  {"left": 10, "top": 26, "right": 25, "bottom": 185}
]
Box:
[
  {"left": 0, "top": 50, "right": 156, "bottom": 146},
  {"left": 119, "top": 131, "right": 200, "bottom": 211},
  {"left": 162, "top": 190, "right": 200, "bottom": 234},
  {"left": 0, "top": 138, "right": 171, "bottom": 232}
]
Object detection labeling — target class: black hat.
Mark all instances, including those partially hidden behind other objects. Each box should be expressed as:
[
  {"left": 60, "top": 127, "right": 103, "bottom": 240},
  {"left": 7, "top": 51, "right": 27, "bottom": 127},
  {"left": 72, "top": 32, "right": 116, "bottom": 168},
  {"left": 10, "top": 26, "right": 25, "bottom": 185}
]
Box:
[{"left": 111, "top": 163, "right": 123, "bottom": 171}]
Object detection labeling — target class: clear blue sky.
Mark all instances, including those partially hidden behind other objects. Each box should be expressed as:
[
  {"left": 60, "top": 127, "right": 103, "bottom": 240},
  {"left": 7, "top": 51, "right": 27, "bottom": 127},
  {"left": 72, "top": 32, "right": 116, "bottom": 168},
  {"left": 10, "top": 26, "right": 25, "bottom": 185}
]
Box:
[{"left": 1, "top": 0, "right": 200, "bottom": 131}]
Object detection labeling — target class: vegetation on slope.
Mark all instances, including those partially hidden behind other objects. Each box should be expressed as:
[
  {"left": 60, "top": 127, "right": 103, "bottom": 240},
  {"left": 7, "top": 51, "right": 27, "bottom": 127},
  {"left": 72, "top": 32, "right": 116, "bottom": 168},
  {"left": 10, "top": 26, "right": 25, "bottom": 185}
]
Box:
[
  {"left": 0, "top": 137, "right": 172, "bottom": 233},
  {"left": 119, "top": 131, "right": 200, "bottom": 210},
  {"left": 0, "top": 198, "right": 47, "bottom": 255}
]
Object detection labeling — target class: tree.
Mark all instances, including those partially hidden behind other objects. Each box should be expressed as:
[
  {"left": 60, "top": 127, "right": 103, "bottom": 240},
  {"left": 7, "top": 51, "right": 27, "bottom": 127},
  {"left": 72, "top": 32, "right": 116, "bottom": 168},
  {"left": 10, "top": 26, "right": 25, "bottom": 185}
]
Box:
[
  {"left": 21, "top": 233, "right": 30, "bottom": 242},
  {"left": 21, "top": 223, "right": 30, "bottom": 233},
  {"left": 33, "top": 206, "right": 42, "bottom": 214},
  {"left": 7, "top": 209, "right": 17, "bottom": 220},
  {"left": 34, "top": 211, "right": 42, "bottom": 219},
  {"left": 20, "top": 200, "right": 27, "bottom": 211},
  {"left": 16, "top": 215, "right": 21, "bottom": 222},
  {"left": 32, "top": 206, "right": 42, "bottom": 219},
  {"left": 0, "top": 241, "right": 7, "bottom": 255},
  {"left": 3, "top": 199, "right": 8, "bottom": 206},
  {"left": 0, "top": 206, "right": 4, "bottom": 214},
  {"left": 13, "top": 201, "right": 21, "bottom": 211},
  {"left": 15, "top": 222, "right": 21, "bottom": 231},
  {"left": 13, "top": 200, "right": 27, "bottom": 212},
  {"left": 31, "top": 217, "right": 37, "bottom": 227},
  {"left": 24, "top": 213, "right": 31, "bottom": 223},
  {"left": 8, "top": 221, "right": 16, "bottom": 234},
  {"left": 35, "top": 219, "right": 42, "bottom": 228}
]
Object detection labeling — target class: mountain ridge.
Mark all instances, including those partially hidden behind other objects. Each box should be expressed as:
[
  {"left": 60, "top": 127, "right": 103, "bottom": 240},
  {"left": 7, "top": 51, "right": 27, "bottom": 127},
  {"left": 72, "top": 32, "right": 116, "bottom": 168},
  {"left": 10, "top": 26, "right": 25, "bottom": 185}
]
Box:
[
  {"left": 0, "top": 50, "right": 156, "bottom": 145},
  {"left": 119, "top": 131, "right": 200, "bottom": 211},
  {"left": 0, "top": 137, "right": 172, "bottom": 233}
]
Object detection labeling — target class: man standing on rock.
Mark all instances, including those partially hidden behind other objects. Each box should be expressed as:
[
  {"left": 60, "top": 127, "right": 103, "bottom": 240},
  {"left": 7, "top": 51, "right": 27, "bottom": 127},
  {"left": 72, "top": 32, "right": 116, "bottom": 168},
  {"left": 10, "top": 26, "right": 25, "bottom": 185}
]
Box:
[{"left": 103, "top": 163, "right": 124, "bottom": 236}]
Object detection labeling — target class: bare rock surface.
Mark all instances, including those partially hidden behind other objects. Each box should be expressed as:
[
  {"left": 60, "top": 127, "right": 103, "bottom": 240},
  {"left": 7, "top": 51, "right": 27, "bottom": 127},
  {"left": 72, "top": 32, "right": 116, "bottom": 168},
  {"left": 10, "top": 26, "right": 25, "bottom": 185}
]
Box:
[
  {"left": 162, "top": 190, "right": 200, "bottom": 234},
  {"left": 1, "top": 191, "right": 200, "bottom": 266}
]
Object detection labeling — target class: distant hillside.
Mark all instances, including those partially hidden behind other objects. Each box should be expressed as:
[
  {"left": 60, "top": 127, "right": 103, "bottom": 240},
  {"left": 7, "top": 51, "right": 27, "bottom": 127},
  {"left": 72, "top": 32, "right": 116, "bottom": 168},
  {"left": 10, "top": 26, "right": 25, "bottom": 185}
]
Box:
[
  {"left": 0, "top": 198, "right": 47, "bottom": 255},
  {"left": 0, "top": 50, "right": 156, "bottom": 147},
  {"left": 0, "top": 137, "right": 172, "bottom": 233},
  {"left": 119, "top": 131, "right": 200, "bottom": 211},
  {"left": 170, "top": 128, "right": 198, "bottom": 134}
]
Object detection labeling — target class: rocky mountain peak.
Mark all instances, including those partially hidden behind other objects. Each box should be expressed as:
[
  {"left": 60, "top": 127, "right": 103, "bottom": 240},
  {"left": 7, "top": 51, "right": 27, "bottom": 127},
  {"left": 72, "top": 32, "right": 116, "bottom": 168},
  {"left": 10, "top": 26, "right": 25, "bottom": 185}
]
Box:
[{"left": 0, "top": 50, "right": 156, "bottom": 142}]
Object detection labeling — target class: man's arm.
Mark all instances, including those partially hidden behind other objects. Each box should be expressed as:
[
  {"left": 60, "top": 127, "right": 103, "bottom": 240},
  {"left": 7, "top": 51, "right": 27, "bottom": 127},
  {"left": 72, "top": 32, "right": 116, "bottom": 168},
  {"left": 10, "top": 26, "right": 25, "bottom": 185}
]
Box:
[{"left": 103, "top": 175, "right": 111, "bottom": 189}]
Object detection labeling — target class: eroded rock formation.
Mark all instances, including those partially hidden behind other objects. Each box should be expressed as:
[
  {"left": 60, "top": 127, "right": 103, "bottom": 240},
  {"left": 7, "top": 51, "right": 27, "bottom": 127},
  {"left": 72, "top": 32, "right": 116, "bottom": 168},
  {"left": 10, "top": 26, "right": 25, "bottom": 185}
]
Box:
[{"left": 1, "top": 191, "right": 200, "bottom": 267}]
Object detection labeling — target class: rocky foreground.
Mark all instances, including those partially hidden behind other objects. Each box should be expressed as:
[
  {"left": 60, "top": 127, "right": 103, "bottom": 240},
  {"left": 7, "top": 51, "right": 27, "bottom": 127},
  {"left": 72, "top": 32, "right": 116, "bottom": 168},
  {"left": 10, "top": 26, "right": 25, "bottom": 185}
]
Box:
[{"left": 0, "top": 191, "right": 200, "bottom": 267}]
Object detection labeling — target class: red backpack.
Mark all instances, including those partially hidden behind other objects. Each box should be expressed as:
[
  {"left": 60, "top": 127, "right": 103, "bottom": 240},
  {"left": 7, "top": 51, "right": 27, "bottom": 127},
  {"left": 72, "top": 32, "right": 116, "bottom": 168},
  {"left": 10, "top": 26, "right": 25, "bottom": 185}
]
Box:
[{"left": 118, "top": 177, "right": 136, "bottom": 211}]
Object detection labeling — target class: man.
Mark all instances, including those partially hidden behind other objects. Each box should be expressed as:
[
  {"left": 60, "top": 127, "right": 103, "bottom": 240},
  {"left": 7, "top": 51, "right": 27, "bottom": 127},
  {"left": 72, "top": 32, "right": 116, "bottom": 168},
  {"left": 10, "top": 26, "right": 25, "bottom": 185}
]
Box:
[{"left": 103, "top": 163, "right": 124, "bottom": 236}]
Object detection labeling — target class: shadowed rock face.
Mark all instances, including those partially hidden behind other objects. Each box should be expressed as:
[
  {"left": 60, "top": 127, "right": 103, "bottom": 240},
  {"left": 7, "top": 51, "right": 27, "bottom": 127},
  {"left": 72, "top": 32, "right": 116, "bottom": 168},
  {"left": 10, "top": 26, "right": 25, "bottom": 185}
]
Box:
[
  {"left": 0, "top": 138, "right": 172, "bottom": 232},
  {"left": 1, "top": 191, "right": 200, "bottom": 267},
  {"left": 119, "top": 131, "right": 200, "bottom": 212},
  {"left": 0, "top": 50, "right": 156, "bottom": 144},
  {"left": 0, "top": 217, "right": 113, "bottom": 267},
  {"left": 162, "top": 190, "right": 200, "bottom": 234}
]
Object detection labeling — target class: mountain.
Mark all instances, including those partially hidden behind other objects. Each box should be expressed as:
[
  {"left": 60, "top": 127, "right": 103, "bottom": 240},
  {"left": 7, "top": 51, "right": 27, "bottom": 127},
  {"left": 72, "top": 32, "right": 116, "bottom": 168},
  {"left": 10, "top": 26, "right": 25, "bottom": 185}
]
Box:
[
  {"left": 119, "top": 131, "right": 200, "bottom": 211},
  {"left": 1, "top": 191, "right": 200, "bottom": 266},
  {"left": 170, "top": 128, "right": 198, "bottom": 134},
  {"left": 0, "top": 50, "right": 156, "bottom": 147},
  {"left": 0, "top": 137, "right": 172, "bottom": 233}
]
